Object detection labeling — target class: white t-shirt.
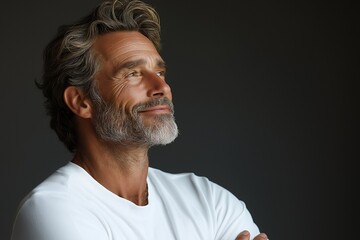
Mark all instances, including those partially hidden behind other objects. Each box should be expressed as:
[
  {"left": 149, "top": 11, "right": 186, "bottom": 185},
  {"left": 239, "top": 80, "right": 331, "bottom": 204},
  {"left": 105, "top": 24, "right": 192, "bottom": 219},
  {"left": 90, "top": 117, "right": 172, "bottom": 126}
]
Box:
[{"left": 11, "top": 162, "right": 260, "bottom": 240}]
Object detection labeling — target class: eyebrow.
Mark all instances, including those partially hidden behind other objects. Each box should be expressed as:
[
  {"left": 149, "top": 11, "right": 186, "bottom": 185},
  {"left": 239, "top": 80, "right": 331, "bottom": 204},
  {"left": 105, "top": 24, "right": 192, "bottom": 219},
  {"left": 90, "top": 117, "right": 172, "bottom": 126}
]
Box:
[{"left": 112, "top": 59, "right": 166, "bottom": 76}]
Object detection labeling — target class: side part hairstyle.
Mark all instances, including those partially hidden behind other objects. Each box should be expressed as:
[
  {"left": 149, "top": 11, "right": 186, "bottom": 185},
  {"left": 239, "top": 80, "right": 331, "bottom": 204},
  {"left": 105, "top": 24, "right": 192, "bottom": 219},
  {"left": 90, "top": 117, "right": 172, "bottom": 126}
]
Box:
[{"left": 37, "top": 0, "right": 161, "bottom": 152}]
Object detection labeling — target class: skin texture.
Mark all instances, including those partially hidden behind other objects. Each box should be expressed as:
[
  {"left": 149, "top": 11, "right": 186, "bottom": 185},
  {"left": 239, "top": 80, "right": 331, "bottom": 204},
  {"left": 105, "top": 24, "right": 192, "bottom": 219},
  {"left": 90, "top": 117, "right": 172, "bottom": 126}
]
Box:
[{"left": 92, "top": 31, "right": 171, "bottom": 119}]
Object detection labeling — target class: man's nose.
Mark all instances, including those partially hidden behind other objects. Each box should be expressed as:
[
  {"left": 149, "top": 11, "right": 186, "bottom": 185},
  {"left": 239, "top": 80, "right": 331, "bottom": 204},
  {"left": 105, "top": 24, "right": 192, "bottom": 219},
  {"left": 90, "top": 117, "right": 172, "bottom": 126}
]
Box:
[{"left": 145, "top": 72, "right": 172, "bottom": 98}]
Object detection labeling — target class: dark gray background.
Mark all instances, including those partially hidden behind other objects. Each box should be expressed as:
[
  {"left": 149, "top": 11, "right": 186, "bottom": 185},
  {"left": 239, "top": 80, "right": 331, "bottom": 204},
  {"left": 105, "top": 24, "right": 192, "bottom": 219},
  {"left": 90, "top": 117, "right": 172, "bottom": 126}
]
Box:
[{"left": 1, "top": 0, "right": 356, "bottom": 240}]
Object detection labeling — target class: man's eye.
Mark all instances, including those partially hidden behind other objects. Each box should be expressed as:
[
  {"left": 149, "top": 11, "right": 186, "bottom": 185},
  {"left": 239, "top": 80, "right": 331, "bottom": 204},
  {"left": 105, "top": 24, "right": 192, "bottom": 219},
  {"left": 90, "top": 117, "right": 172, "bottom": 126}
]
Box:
[
  {"left": 156, "top": 71, "right": 166, "bottom": 77},
  {"left": 126, "top": 71, "right": 139, "bottom": 78}
]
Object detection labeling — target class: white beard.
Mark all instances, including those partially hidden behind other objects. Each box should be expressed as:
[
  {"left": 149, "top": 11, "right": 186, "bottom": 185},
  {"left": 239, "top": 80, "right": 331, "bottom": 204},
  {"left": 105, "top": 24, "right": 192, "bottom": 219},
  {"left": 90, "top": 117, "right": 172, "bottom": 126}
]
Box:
[{"left": 91, "top": 96, "right": 178, "bottom": 146}]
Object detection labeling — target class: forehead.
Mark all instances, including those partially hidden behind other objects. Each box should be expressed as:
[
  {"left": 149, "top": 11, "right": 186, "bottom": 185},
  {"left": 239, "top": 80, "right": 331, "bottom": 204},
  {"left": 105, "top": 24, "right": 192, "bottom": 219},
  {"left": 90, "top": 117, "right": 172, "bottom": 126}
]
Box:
[{"left": 92, "top": 31, "right": 159, "bottom": 61}]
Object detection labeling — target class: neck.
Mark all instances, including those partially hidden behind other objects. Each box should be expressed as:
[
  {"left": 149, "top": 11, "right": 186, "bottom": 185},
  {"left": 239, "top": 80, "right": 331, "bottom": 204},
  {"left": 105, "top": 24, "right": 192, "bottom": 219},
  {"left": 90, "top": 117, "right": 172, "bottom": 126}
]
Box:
[{"left": 72, "top": 143, "right": 150, "bottom": 206}]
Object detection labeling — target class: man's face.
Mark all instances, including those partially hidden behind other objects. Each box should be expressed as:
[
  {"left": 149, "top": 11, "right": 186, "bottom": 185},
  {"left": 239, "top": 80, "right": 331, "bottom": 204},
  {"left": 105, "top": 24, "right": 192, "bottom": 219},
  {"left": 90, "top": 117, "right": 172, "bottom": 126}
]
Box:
[{"left": 90, "top": 31, "right": 178, "bottom": 146}]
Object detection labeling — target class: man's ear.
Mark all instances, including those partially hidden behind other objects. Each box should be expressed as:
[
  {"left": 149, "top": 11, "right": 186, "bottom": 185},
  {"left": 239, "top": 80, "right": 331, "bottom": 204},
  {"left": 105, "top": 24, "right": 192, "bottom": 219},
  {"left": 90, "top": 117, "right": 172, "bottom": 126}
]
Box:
[{"left": 64, "top": 86, "right": 92, "bottom": 118}]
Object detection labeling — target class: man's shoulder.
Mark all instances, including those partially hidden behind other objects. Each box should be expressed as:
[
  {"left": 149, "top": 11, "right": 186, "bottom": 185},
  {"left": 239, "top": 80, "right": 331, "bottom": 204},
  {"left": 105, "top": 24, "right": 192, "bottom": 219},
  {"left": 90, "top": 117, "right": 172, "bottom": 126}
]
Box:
[
  {"left": 17, "top": 162, "right": 84, "bottom": 210},
  {"left": 148, "top": 167, "right": 209, "bottom": 183},
  {"left": 148, "top": 167, "right": 223, "bottom": 195},
  {"left": 148, "top": 167, "right": 244, "bottom": 203},
  {"left": 31, "top": 162, "right": 81, "bottom": 192}
]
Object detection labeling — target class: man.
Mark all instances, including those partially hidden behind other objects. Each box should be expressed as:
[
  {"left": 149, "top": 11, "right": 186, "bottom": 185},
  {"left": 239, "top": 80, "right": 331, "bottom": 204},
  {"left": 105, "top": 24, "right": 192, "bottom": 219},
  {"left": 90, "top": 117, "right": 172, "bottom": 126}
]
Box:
[{"left": 11, "top": 0, "right": 268, "bottom": 239}]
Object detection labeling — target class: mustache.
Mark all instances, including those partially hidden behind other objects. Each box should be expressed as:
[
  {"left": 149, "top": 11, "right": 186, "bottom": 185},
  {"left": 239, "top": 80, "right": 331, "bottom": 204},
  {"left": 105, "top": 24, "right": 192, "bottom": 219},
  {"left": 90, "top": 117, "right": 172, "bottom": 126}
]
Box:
[{"left": 133, "top": 97, "right": 174, "bottom": 115}]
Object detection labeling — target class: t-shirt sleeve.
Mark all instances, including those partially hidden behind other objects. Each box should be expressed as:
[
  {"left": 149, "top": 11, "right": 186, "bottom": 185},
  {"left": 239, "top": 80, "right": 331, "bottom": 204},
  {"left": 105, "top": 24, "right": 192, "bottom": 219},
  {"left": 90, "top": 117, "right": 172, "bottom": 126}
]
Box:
[
  {"left": 210, "top": 181, "right": 260, "bottom": 240},
  {"left": 11, "top": 192, "right": 108, "bottom": 240}
]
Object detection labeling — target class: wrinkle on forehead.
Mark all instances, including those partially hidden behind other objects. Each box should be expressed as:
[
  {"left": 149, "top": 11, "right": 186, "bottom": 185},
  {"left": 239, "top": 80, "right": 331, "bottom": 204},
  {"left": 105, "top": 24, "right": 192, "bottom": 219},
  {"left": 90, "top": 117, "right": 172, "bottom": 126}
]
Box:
[{"left": 92, "top": 31, "right": 159, "bottom": 61}]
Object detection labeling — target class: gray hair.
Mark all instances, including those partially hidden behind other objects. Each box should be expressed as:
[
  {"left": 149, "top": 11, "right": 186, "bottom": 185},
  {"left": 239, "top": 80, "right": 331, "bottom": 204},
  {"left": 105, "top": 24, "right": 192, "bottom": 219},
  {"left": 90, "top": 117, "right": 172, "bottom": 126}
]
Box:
[{"left": 37, "top": 0, "right": 161, "bottom": 152}]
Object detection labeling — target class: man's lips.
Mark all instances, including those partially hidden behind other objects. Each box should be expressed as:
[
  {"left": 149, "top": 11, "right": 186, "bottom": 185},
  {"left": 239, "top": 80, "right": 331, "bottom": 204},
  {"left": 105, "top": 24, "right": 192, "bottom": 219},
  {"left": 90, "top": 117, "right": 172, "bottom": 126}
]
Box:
[{"left": 138, "top": 105, "right": 172, "bottom": 114}]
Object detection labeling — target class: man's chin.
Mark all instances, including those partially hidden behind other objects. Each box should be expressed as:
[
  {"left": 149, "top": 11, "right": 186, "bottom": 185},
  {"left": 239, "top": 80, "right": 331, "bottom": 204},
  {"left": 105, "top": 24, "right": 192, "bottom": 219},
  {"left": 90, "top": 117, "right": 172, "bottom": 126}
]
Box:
[
  {"left": 148, "top": 135, "right": 178, "bottom": 146},
  {"left": 139, "top": 113, "right": 173, "bottom": 126},
  {"left": 144, "top": 121, "right": 179, "bottom": 146}
]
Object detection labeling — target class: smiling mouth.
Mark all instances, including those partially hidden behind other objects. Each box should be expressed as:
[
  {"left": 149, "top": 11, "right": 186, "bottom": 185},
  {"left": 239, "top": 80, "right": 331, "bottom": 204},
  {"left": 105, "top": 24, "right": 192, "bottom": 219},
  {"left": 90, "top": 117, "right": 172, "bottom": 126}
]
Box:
[{"left": 138, "top": 105, "right": 172, "bottom": 114}]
